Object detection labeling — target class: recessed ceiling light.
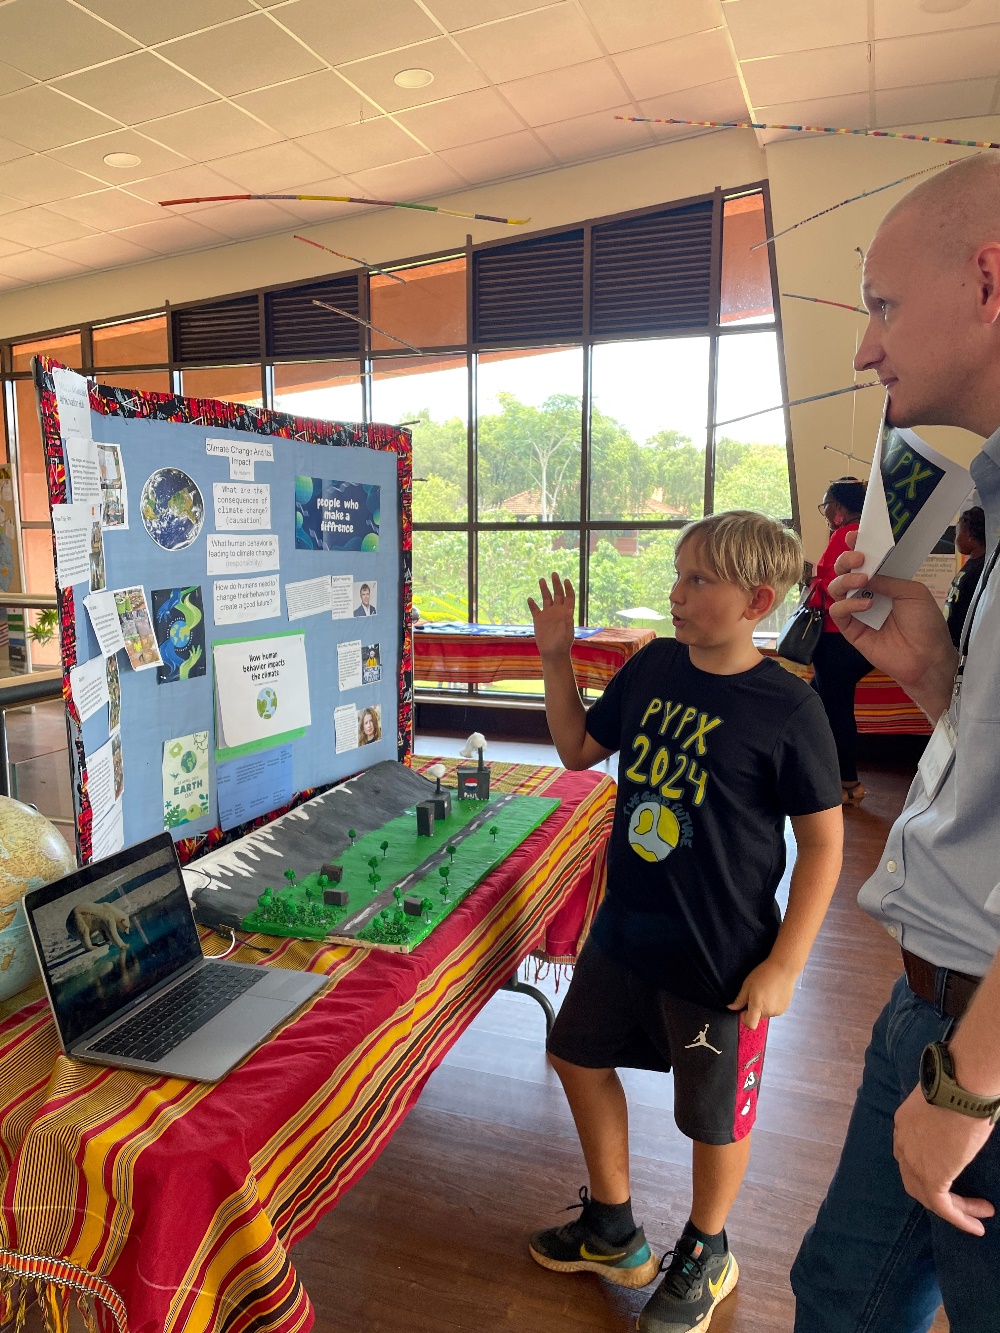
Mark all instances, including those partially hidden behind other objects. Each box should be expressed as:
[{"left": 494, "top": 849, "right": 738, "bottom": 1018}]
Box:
[
  {"left": 103, "top": 151, "right": 141, "bottom": 168},
  {"left": 919, "top": 0, "right": 972, "bottom": 11},
  {"left": 393, "top": 68, "right": 434, "bottom": 90}
]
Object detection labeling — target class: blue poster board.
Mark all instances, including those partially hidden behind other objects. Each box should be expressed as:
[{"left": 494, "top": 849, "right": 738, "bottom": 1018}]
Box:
[{"left": 36, "top": 360, "right": 412, "bottom": 863}]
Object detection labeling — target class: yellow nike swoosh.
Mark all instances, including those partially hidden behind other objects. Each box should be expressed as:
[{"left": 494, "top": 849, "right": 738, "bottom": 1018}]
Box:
[
  {"left": 579, "top": 1244, "right": 628, "bottom": 1262},
  {"left": 708, "top": 1258, "right": 732, "bottom": 1299}
]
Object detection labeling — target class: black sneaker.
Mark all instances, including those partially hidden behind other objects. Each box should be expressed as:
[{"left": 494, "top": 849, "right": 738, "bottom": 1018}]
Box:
[
  {"left": 636, "top": 1234, "right": 739, "bottom": 1332},
  {"left": 529, "top": 1187, "right": 659, "bottom": 1289}
]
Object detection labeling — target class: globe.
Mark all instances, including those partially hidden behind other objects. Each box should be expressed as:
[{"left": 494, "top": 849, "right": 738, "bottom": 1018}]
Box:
[
  {"left": 140, "top": 468, "right": 205, "bottom": 551},
  {"left": 257, "top": 687, "right": 278, "bottom": 719},
  {"left": 0, "top": 797, "right": 76, "bottom": 1004}
]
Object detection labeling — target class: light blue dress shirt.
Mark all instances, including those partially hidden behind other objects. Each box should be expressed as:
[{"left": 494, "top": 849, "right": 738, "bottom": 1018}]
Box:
[{"left": 858, "top": 427, "right": 1000, "bottom": 975}]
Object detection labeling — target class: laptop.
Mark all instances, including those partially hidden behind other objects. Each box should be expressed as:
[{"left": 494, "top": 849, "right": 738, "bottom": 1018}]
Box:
[{"left": 24, "top": 832, "right": 326, "bottom": 1082}]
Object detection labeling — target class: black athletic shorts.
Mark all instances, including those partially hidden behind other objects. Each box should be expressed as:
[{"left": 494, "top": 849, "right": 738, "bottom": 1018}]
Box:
[{"left": 547, "top": 938, "right": 768, "bottom": 1145}]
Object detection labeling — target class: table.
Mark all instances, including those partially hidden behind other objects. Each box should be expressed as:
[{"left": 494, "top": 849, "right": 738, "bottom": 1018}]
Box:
[
  {"left": 764, "top": 651, "right": 930, "bottom": 735},
  {"left": 0, "top": 759, "right": 613, "bottom": 1333},
  {"left": 414, "top": 624, "right": 656, "bottom": 691}
]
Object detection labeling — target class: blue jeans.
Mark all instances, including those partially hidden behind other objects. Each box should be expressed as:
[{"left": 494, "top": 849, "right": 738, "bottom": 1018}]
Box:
[{"left": 792, "top": 975, "right": 1000, "bottom": 1332}]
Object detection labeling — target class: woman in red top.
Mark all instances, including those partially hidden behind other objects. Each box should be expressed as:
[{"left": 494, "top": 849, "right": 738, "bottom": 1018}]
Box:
[{"left": 811, "top": 477, "right": 872, "bottom": 804}]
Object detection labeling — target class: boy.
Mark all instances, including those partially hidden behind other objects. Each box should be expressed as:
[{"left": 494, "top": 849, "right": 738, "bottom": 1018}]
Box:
[{"left": 527, "top": 511, "right": 843, "bottom": 1332}]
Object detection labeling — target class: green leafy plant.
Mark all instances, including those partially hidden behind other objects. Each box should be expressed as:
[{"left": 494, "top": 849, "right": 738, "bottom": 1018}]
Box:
[{"left": 28, "top": 607, "right": 58, "bottom": 646}]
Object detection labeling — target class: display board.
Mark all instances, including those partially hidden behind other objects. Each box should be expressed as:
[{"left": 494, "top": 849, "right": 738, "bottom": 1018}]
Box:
[{"left": 35, "top": 358, "right": 412, "bottom": 864}]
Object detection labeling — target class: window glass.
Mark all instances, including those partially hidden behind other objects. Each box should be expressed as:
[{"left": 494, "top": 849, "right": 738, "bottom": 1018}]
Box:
[
  {"left": 13, "top": 380, "right": 48, "bottom": 522},
  {"left": 477, "top": 529, "right": 580, "bottom": 626},
  {"left": 413, "top": 529, "right": 468, "bottom": 625},
  {"left": 22, "top": 527, "right": 55, "bottom": 596},
  {"left": 477, "top": 347, "right": 582, "bottom": 522},
  {"left": 273, "top": 361, "right": 363, "bottom": 423},
  {"left": 372, "top": 355, "right": 467, "bottom": 519},
  {"left": 180, "top": 365, "right": 263, "bottom": 406},
  {"left": 95, "top": 371, "right": 172, "bottom": 395},
  {"left": 92, "top": 315, "right": 168, "bottom": 366},
  {"left": 586, "top": 530, "right": 678, "bottom": 633},
  {"left": 721, "top": 194, "right": 773, "bottom": 326},
  {"left": 11, "top": 332, "right": 81, "bottom": 373},
  {"left": 713, "top": 331, "right": 792, "bottom": 521},
  {"left": 370, "top": 256, "right": 465, "bottom": 351},
  {"left": 590, "top": 338, "right": 709, "bottom": 522}
]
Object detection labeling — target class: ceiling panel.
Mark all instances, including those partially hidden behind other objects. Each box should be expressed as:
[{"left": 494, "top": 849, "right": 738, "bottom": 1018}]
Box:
[
  {"left": 48, "top": 130, "right": 190, "bottom": 186},
  {"left": 499, "top": 58, "right": 627, "bottom": 127},
  {"left": 579, "top": 0, "right": 724, "bottom": 55},
  {"left": 535, "top": 102, "right": 649, "bottom": 164},
  {"left": 192, "top": 199, "right": 302, "bottom": 239},
  {"left": 128, "top": 165, "right": 246, "bottom": 212},
  {"left": 275, "top": 0, "right": 439, "bottom": 66},
  {"left": 0, "top": 250, "right": 87, "bottom": 282},
  {"left": 457, "top": 7, "right": 604, "bottom": 83},
  {"left": 438, "top": 128, "right": 554, "bottom": 182},
  {"left": 0, "top": 195, "right": 35, "bottom": 220},
  {"left": 137, "top": 102, "right": 283, "bottom": 160},
  {"left": 0, "top": 86, "right": 121, "bottom": 153},
  {"left": 46, "top": 189, "right": 167, "bottom": 230},
  {"left": 109, "top": 213, "right": 228, "bottom": 255},
  {"left": 875, "top": 26, "right": 1000, "bottom": 90},
  {"left": 205, "top": 142, "right": 333, "bottom": 193},
  {"left": 0, "top": 0, "right": 138, "bottom": 80},
  {"left": 233, "top": 71, "right": 368, "bottom": 138},
  {"left": 160, "top": 14, "right": 325, "bottom": 97},
  {"left": 347, "top": 154, "right": 468, "bottom": 199},
  {"left": 271, "top": 180, "right": 372, "bottom": 222},
  {"left": 638, "top": 76, "right": 754, "bottom": 138},
  {"left": 427, "top": 0, "right": 558, "bottom": 27},
  {"left": 0, "top": 208, "right": 98, "bottom": 247},
  {"left": 340, "top": 37, "right": 487, "bottom": 113},
  {"left": 0, "top": 62, "right": 33, "bottom": 97},
  {"left": 614, "top": 28, "right": 738, "bottom": 102},
  {"left": 77, "top": 0, "right": 256, "bottom": 45},
  {"left": 0, "top": 238, "right": 28, "bottom": 258},
  {"left": 721, "top": 0, "right": 868, "bottom": 59},
  {"left": 296, "top": 118, "right": 427, "bottom": 174},
  {"left": 395, "top": 88, "right": 524, "bottom": 150},
  {"left": 753, "top": 90, "right": 872, "bottom": 135},
  {"left": 0, "top": 141, "right": 32, "bottom": 168},
  {"left": 0, "top": 156, "right": 106, "bottom": 207},
  {"left": 43, "top": 232, "right": 158, "bottom": 269},
  {"left": 876, "top": 78, "right": 997, "bottom": 128},
  {"left": 874, "top": 0, "right": 1000, "bottom": 40},
  {"left": 741, "top": 42, "right": 869, "bottom": 106},
  {"left": 54, "top": 52, "right": 218, "bottom": 124}
]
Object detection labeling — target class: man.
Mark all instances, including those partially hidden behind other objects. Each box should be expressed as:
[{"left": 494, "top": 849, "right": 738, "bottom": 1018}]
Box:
[
  {"left": 791, "top": 153, "right": 1000, "bottom": 1332},
  {"left": 354, "top": 582, "right": 376, "bottom": 617}
]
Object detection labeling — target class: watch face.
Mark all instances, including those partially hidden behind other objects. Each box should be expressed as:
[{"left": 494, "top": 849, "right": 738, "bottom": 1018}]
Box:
[{"left": 920, "top": 1043, "right": 939, "bottom": 1099}]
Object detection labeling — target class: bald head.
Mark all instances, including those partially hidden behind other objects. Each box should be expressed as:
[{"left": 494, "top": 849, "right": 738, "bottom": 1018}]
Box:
[{"left": 883, "top": 152, "right": 1000, "bottom": 267}]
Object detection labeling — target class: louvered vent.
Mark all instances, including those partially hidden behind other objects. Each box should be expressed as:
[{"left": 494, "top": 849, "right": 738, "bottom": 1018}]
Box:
[
  {"left": 473, "top": 229, "right": 584, "bottom": 344},
  {"left": 266, "top": 276, "right": 362, "bottom": 358},
  {"left": 172, "top": 295, "right": 260, "bottom": 364},
  {"left": 591, "top": 201, "right": 715, "bottom": 338}
]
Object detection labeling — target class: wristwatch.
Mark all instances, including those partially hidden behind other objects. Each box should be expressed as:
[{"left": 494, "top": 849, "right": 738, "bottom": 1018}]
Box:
[{"left": 919, "top": 1042, "right": 1000, "bottom": 1125}]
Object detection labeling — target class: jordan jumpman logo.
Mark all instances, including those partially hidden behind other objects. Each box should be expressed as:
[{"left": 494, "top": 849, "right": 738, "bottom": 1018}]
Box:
[{"left": 684, "top": 1023, "right": 722, "bottom": 1055}]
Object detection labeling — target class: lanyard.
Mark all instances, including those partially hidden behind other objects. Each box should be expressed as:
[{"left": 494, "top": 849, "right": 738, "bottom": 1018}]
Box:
[{"left": 954, "top": 536, "right": 1000, "bottom": 702}]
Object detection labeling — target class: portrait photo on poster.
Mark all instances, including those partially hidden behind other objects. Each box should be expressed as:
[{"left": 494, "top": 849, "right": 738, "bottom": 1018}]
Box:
[
  {"left": 358, "top": 704, "right": 381, "bottom": 747},
  {"left": 362, "top": 643, "right": 381, "bottom": 684},
  {"left": 97, "top": 442, "right": 128, "bottom": 529},
  {"left": 106, "top": 654, "right": 121, "bottom": 731},
  {"left": 295, "top": 476, "right": 380, "bottom": 552},
  {"left": 152, "top": 586, "right": 206, "bottom": 683},
  {"left": 353, "top": 580, "right": 376, "bottom": 616}
]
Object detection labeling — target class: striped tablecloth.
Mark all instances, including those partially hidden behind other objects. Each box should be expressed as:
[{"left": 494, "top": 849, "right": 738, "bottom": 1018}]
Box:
[
  {"left": 414, "top": 625, "right": 656, "bottom": 691},
  {"left": 0, "top": 760, "right": 613, "bottom": 1333},
  {"left": 764, "top": 650, "right": 931, "bottom": 735}
]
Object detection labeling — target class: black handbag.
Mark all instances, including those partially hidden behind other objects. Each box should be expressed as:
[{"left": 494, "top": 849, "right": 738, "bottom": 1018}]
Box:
[{"left": 776, "top": 581, "right": 825, "bottom": 665}]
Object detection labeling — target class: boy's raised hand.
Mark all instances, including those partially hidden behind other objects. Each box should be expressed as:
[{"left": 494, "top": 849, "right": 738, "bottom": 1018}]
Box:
[{"left": 528, "top": 573, "right": 576, "bottom": 660}]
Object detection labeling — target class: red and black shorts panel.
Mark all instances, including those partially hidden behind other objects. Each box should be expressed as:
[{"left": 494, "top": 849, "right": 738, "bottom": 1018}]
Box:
[{"left": 547, "top": 938, "right": 768, "bottom": 1145}]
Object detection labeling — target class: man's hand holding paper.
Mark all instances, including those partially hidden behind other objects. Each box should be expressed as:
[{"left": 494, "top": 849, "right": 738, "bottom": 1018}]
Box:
[{"left": 829, "top": 532, "right": 958, "bottom": 720}]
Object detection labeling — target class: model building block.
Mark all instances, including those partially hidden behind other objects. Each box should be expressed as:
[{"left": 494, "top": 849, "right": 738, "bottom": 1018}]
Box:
[
  {"left": 320, "top": 863, "right": 343, "bottom": 883},
  {"left": 323, "top": 887, "right": 350, "bottom": 907},
  {"left": 403, "top": 894, "right": 425, "bottom": 916},
  {"left": 430, "top": 790, "right": 452, "bottom": 819},
  {"left": 416, "top": 801, "right": 436, "bottom": 836}
]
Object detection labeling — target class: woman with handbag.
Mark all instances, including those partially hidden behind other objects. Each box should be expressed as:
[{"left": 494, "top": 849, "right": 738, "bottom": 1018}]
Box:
[{"left": 810, "top": 477, "right": 872, "bottom": 805}]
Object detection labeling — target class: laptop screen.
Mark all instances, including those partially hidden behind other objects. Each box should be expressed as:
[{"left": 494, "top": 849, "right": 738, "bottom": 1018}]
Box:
[{"left": 25, "top": 833, "right": 203, "bottom": 1049}]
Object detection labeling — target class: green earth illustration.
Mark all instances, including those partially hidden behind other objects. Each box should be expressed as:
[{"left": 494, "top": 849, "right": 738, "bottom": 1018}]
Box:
[
  {"left": 180, "top": 750, "right": 197, "bottom": 773},
  {"left": 257, "top": 687, "right": 278, "bottom": 719},
  {"left": 140, "top": 468, "right": 205, "bottom": 551}
]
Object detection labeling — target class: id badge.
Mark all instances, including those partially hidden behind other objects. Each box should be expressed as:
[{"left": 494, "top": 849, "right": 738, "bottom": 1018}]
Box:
[{"left": 918, "top": 708, "right": 957, "bottom": 799}]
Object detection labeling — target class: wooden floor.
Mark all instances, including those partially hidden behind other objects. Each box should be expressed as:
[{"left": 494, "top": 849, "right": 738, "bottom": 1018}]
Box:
[{"left": 294, "top": 749, "right": 949, "bottom": 1333}]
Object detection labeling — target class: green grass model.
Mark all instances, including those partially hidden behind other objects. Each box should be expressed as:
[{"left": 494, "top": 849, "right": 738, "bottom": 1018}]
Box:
[{"left": 239, "top": 792, "right": 559, "bottom": 952}]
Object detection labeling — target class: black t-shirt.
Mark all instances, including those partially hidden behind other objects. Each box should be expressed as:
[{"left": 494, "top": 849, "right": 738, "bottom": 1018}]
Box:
[
  {"left": 945, "top": 554, "right": 985, "bottom": 649},
  {"left": 585, "top": 640, "right": 841, "bottom": 1009}
]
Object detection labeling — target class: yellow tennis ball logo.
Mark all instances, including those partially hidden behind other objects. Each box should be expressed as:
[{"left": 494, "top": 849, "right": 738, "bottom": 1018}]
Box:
[{"left": 628, "top": 800, "right": 681, "bottom": 863}]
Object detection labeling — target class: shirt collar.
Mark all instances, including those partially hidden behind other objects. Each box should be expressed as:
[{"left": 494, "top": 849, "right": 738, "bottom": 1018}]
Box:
[{"left": 969, "top": 423, "right": 1000, "bottom": 500}]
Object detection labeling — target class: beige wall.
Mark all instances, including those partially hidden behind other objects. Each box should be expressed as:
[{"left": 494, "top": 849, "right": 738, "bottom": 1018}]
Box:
[{"left": 2, "top": 116, "right": 994, "bottom": 563}]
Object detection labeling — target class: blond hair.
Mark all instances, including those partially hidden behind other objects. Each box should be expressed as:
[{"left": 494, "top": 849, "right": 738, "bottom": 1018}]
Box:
[{"left": 676, "top": 510, "right": 802, "bottom": 602}]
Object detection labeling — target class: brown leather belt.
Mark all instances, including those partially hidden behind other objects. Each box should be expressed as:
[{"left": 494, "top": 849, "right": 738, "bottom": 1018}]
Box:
[{"left": 901, "top": 948, "right": 982, "bottom": 1020}]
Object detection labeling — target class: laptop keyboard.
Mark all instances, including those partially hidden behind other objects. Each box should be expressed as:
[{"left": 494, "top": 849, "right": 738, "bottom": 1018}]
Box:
[{"left": 89, "top": 964, "right": 262, "bottom": 1064}]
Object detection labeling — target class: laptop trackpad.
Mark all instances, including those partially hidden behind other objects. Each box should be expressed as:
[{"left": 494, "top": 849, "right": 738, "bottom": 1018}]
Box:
[{"left": 149, "top": 992, "right": 303, "bottom": 1082}]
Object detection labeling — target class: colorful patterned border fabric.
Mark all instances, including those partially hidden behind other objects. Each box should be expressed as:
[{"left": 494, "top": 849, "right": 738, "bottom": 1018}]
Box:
[
  {"left": 0, "top": 761, "right": 612, "bottom": 1333},
  {"left": 414, "top": 625, "right": 655, "bottom": 691},
  {"left": 768, "top": 650, "right": 931, "bottom": 735},
  {"left": 33, "top": 357, "right": 414, "bottom": 866}
]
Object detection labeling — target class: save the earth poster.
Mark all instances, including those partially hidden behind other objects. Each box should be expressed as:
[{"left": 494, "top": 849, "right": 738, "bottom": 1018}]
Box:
[{"left": 152, "top": 585, "right": 206, "bottom": 684}]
